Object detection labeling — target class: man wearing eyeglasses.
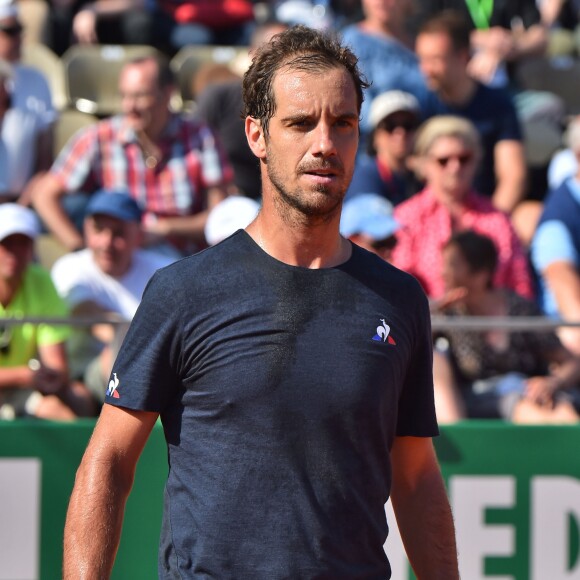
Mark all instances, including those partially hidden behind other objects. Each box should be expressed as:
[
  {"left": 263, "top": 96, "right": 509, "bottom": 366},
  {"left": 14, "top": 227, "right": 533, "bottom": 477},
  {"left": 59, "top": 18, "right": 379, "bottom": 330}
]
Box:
[{"left": 0, "top": 0, "right": 55, "bottom": 205}]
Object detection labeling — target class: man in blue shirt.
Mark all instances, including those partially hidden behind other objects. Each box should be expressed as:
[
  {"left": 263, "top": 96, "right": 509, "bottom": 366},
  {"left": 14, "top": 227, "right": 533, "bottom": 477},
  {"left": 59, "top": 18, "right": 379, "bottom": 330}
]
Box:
[{"left": 416, "top": 11, "right": 526, "bottom": 214}]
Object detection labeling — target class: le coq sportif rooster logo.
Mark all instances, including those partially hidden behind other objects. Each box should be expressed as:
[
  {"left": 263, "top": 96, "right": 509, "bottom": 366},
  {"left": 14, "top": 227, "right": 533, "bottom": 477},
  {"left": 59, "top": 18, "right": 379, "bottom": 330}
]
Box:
[{"left": 372, "top": 319, "right": 396, "bottom": 345}]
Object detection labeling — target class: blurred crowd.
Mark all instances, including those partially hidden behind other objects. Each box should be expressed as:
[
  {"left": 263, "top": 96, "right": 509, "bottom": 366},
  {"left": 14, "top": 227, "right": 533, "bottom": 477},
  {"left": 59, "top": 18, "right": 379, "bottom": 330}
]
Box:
[{"left": 3, "top": 0, "right": 580, "bottom": 423}]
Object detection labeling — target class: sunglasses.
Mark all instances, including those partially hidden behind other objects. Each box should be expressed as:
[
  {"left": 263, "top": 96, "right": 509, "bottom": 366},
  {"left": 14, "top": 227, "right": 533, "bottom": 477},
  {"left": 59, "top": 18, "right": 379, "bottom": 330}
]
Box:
[
  {"left": 0, "top": 23, "right": 23, "bottom": 37},
  {"left": 372, "top": 235, "right": 398, "bottom": 251},
  {"left": 0, "top": 324, "right": 11, "bottom": 356},
  {"left": 379, "top": 117, "right": 419, "bottom": 134},
  {"left": 431, "top": 153, "right": 474, "bottom": 168}
]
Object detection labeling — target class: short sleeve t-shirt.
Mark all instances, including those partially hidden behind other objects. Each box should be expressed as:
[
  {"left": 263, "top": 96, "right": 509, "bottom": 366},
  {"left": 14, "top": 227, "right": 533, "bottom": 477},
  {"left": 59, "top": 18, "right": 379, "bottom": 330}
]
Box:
[
  {"left": 106, "top": 231, "right": 437, "bottom": 579},
  {"left": 0, "top": 264, "right": 70, "bottom": 368}
]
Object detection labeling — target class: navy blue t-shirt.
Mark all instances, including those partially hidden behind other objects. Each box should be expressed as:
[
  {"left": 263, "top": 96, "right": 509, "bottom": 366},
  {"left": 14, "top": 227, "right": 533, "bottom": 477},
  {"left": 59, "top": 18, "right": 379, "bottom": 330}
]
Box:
[
  {"left": 423, "top": 83, "right": 522, "bottom": 197},
  {"left": 106, "top": 230, "right": 438, "bottom": 579}
]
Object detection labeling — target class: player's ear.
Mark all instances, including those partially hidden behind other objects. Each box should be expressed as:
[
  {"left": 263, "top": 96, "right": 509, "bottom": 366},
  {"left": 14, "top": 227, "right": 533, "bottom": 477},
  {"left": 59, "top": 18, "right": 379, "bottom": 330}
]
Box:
[{"left": 245, "top": 117, "right": 267, "bottom": 159}]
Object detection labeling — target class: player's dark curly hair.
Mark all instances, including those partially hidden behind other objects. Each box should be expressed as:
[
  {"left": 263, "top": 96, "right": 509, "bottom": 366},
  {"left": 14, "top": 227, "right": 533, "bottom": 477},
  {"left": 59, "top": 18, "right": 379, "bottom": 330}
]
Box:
[{"left": 242, "top": 25, "right": 369, "bottom": 136}]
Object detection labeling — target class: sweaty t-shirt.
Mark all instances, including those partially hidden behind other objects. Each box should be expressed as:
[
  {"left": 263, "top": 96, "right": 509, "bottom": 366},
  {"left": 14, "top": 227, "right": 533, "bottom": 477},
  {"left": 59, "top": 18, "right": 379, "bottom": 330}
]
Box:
[{"left": 106, "top": 230, "right": 438, "bottom": 579}]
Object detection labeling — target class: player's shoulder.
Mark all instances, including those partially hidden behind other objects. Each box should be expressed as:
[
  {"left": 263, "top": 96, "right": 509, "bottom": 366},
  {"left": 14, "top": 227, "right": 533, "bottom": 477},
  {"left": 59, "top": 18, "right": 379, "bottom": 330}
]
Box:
[
  {"left": 152, "top": 230, "right": 250, "bottom": 283},
  {"left": 349, "top": 243, "right": 427, "bottom": 297}
]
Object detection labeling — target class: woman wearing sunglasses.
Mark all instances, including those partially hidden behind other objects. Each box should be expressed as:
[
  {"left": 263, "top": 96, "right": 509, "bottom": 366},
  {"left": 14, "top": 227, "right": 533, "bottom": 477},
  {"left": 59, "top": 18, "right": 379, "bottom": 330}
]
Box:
[{"left": 391, "top": 115, "right": 533, "bottom": 303}]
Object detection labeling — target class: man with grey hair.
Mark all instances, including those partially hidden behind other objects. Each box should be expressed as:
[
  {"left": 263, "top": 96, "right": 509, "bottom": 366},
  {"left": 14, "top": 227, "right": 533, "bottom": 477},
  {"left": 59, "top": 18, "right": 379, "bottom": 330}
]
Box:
[{"left": 531, "top": 117, "right": 580, "bottom": 355}]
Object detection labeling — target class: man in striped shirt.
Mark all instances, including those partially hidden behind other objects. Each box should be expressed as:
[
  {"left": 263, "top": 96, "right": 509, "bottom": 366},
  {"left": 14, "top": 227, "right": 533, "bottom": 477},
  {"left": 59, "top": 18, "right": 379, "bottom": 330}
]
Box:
[{"left": 32, "top": 54, "right": 233, "bottom": 256}]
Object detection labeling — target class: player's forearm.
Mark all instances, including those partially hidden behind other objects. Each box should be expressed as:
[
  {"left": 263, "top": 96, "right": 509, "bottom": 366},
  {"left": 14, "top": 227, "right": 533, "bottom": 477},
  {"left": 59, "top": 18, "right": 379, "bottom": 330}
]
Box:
[
  {"left": 63, "top": 458, "right": 132, "bottom": 578},
  {"left": 392, "top": 469, "right": 459, "bottom": 580}
]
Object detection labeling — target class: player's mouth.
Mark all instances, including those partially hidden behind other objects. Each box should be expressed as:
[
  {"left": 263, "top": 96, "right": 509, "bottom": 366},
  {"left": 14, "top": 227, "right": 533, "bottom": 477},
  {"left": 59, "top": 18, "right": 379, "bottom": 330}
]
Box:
[{"left": 302, "top": 168, "right": 339, "bottom": 184}]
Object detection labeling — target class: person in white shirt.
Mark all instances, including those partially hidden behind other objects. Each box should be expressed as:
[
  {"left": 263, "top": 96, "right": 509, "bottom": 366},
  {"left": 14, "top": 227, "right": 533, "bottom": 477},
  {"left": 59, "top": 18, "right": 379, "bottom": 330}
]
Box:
[{"left": 51, "top": 190, "right": 174, "bottom": 403}]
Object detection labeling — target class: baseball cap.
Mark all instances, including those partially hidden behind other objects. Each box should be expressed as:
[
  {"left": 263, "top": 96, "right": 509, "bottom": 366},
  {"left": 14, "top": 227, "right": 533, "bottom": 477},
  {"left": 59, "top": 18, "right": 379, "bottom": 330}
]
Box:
[
  {"left": 85, "top": 190, "right": 143, "bottom": 222},
  {"left": 340, "top": 194, "right": 401, "bottom": 240},
  {"left": 0, "top": 0, "right": 18, "bottom": 21},
  {"left": 205, "top": 196, "right": 260, "bottom": 246},
  {"left": 0, "top": 203, "right": 40, "bottom": 242},
  {"left": 369, "top": 90, "right": 420, "bottom": 129}
]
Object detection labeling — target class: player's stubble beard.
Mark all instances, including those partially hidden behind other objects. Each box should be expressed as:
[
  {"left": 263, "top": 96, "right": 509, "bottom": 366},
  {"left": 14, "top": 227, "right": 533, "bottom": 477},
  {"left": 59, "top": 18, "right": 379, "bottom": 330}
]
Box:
[{"left": 264, "top": 145, "right": 353, "bottom": 227}]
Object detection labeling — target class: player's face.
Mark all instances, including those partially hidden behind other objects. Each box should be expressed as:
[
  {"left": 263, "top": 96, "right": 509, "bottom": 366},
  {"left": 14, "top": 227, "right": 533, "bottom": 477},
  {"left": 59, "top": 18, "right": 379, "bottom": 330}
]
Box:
[
  {"left": 85, "top": 214, "right": 142, "bottom": 278},
  {"left": 259, "top": 66, "right": 359, "bottom": 221},
  {"left": 119, "top": 61, "right": 169, "bottom": 134},
  {"left": 422, "top": 135, "right": 477, "bottom": 201},
  {"left": 416, "top": 32, "right": 464, "bottom": 93},
  {"left": 0, "top": 234, "right": 33, "bottom": 283}
]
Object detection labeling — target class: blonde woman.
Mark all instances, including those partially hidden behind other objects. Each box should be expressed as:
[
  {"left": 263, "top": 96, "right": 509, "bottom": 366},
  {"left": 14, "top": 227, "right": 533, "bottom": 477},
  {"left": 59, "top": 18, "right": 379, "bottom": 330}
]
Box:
[{"left": 392, "top": 115, "right": 533, "bottom": 302}]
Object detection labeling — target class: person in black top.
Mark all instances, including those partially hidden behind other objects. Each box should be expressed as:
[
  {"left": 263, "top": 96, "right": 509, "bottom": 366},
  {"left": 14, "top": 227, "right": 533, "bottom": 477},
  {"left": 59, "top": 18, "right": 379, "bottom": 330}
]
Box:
[{"left": 63, "top": 26, "right": 459, "bottom": 580}]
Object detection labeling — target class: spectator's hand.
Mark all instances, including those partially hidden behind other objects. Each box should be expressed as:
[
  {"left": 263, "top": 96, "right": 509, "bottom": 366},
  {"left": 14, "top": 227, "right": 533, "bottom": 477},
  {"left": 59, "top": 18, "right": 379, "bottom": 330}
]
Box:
[
  {"left": 429, "top": 287, "right": 468, "bottom": 313},
  {"left": 467, "top": 50, "right": 503, "bottom": 85},
  {"left": 73, "top": 8, "right": 98, "bottom": 44},
  {"left": 524, "top": 376, "right": 560, "bottom": 407},
  {"left": 30, "top": 360, "right": 67, "bottom": 396}
]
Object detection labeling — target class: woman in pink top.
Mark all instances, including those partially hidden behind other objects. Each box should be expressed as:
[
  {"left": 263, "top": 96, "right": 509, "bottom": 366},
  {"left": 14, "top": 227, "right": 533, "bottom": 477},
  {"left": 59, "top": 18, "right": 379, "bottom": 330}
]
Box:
[{"left": 392, "top": 115, "right": 533, "bottom": 301}]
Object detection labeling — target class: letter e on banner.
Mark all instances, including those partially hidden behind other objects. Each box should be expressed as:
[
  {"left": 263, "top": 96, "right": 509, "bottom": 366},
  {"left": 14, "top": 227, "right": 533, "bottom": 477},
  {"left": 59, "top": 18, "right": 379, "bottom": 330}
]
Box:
[
  {"left": 451, "top": 476, "right": 516, "bottom": 580},
  {"left": 532, "top": 476, "right": 580, "bottom": 580}
]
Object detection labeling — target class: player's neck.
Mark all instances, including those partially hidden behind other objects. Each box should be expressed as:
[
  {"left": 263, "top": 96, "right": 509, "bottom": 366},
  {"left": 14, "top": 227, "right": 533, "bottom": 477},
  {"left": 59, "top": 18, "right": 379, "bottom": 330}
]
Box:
[{"left": 247, "top": 211, "right": 351, "bottom": 269}]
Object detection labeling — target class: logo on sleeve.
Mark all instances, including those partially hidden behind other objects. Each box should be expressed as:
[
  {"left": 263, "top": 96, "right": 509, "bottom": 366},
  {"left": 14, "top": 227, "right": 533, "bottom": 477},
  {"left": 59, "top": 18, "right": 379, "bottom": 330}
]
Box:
[
  {"left": 106, "top": 373, "right": 120, "bottom": 399},
  {"left": 372, "top": 319, "right": 396, "bottom": 345}
]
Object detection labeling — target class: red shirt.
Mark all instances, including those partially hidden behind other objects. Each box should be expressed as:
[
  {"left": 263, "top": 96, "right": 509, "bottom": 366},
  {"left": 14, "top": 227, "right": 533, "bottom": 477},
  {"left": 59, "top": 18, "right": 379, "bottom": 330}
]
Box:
[
  {"left": 392, "top": 187, "right": 533, "bottom": 299},
  {"left": 52, "top": 113, "right": 233, "bottom": 219}
]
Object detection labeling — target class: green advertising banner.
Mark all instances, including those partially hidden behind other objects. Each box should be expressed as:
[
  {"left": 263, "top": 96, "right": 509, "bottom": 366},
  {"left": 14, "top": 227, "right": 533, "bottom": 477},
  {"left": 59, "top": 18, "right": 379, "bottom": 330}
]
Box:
[{"left": 0, "top": 421, "right": 579, "bottom": 580}]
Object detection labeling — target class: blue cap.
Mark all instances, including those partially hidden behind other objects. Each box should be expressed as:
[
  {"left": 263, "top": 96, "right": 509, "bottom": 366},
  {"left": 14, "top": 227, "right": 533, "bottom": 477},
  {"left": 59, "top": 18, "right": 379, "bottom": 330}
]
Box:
[
  {"left": 85, "top": 190, "right": 143, "bottom": 222},
  {"left": 340, "top": 194, "right": 401, "bottom": 240}
]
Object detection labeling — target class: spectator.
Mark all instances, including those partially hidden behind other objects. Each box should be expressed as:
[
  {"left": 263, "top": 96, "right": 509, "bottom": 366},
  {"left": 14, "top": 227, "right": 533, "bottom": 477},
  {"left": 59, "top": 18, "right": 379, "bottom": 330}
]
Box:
[
  {"left": 154, "top": 0, "right": 255, "bottom": 53},
  {"left": 547, "top": 116, "right": 580, "bottom": 190},
  {"left": 0, "top": 0, "right": 55, "bottom": 204},
  {"left": 195, "top": 21, "right": 288, "bottom": 200},
  {"left": 413, "top": 0, "right": 548, "bottom": 88},
  {"left": 341, "top": 0, "right": 431, "bottom": 139},
  {"left": 32, "top": 54, "right": 233, "bottom": 257},
  {"left": 51, "top": 190, "right": 174, "bottom": 405},
  {"left": 391, "top": 115, "right": 533, "bottom": 301},
  {"left": 433, "top": 229, "right": 580, "bottom": 424},
  {"left": 339, "top": 193, "right": 401, "bottom": 262},
  {"left": 537, "top": 0, "right": 580, "bottom": 57},
  {"left": 70, "top": 0, "right": 153, "bottom": 47},
  {"left": 346, "top": 90, "right": 422, "bottom": 205},
  {"left": 0, "top": 204, "right": 95, "bottom": 419},
  {"left": 531, "top": 117, "right": 580, "bottom": 356},
  {"left": 416, "top": 11, "right": 526, "bottom": 214},
  {"left": 548, "top": 147, "right": 577, "bottom": 190}
]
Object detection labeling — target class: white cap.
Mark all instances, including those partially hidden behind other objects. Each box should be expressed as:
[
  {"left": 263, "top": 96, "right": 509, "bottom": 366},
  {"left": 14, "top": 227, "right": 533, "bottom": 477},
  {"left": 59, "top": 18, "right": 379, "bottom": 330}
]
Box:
[
  {"left": 369, "top": 90, "right": 420, "bottom": 129},
  {"left": 205, "top": 196, "right": 260, "bottom": 246},
  {"left": 0, "top": 0, "right": 18, "bottom": 20},
  {"left": 0, "top": 204, "right": 40, "bottom": 241}
]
